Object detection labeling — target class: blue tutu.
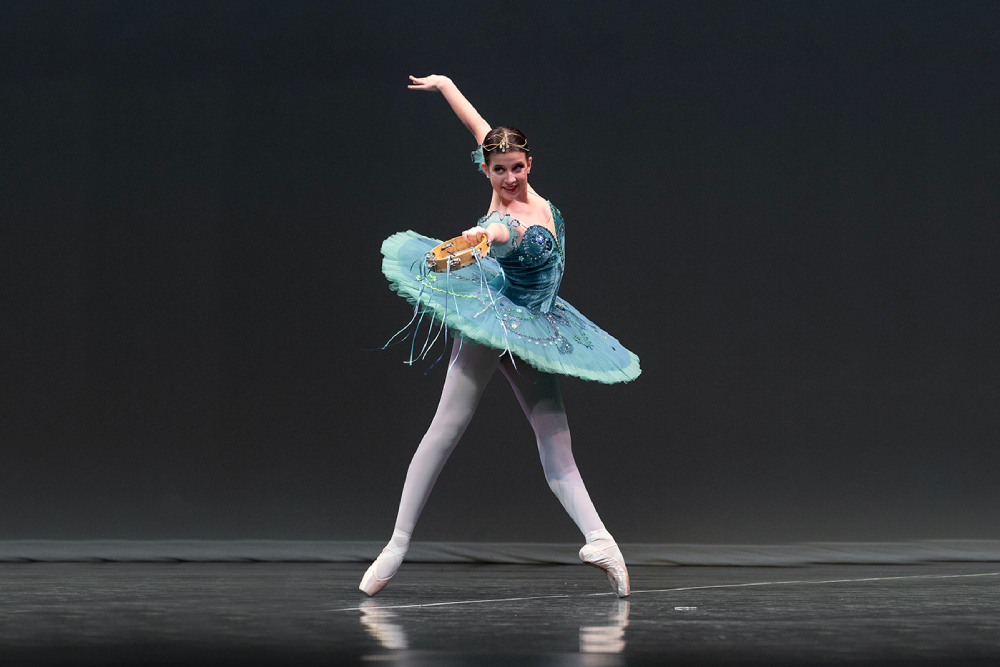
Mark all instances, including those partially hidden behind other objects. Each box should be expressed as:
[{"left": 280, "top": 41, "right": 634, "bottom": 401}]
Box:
[{"left": 380, "top": 201, "right": 640, "bottom": 384}]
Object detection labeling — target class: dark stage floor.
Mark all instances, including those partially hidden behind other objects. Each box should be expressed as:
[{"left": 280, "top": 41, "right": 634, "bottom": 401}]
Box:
[{"left": 1, "top": 562, "right": 998, "bottom": 666}]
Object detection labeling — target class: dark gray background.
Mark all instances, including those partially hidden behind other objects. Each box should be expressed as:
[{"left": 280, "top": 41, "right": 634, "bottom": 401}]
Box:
[{"left": 1, "top": 0, "right": 997, "bottom": 544}]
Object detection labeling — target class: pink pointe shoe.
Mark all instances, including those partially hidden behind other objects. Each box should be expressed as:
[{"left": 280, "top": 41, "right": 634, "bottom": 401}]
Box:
[
  {"left": 579, "top": 529, "right": 630, "bottom": 598},
  {"left": 359, "top": 529, "right": 410, "bottom": 597}
]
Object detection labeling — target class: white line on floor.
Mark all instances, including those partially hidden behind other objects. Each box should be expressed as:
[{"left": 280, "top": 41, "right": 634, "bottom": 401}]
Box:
[
  {"left": 333, "top": 594, "right": 574, "bottom": 611},
  {"left": 630, "top": 570, "right": 1000, "bottom": 595},
  {"left": 329, "top": 570, "right": 1000, "bottom": 612}
]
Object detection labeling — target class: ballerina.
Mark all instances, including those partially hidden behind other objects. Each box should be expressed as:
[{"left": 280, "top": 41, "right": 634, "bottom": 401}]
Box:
[{"left": 362, "top": 74, "right": 640, "bottom": 598}]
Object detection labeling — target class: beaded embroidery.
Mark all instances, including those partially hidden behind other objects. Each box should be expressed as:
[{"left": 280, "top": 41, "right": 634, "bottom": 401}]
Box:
[
  {"left": 399, "top": 209, "right": 597, "bottom": 358},
  {"left": 379, "top": 188, "right": 639, "bottom": 381}
]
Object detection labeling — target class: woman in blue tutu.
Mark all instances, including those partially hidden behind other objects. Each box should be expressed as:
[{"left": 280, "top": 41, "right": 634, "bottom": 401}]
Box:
[{"left": 361, "top": 75, "right": 639, "bottom": 598}]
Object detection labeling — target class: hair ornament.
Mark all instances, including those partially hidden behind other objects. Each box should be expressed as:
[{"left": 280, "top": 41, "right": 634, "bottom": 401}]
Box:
[
  {"left": 483, "top": 130, "right": 529, "bottom": 155},
  {"left": 471, "top": 145, "right": 486, "bottom": 175}
]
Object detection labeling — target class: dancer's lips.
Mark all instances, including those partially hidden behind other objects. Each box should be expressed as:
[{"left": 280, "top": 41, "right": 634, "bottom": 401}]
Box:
[{"left": 503, "top": 184, "right": 517, "bottom": 193}]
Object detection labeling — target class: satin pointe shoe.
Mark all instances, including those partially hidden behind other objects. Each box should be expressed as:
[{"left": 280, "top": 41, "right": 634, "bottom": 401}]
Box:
[
  {"left": 359, "top": 530, "right": 410, "bottom": 597},
  {"left": 579, "top": 530, "right": 630, "bottom": 598}
]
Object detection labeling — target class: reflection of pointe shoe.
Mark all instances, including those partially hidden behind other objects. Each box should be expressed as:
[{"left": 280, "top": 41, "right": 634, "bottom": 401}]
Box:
[
  {"left": 579, "top": 533, "right": 630, "bottom": 598},
  {"left": 359, "top": 599, "right": 409, "bottom": 650},
  {"left": 580, "top": 599, "right": 630, "bottom": 654},
  {"left": 359, "top": 530, "right": 409, "bottom": 597}
]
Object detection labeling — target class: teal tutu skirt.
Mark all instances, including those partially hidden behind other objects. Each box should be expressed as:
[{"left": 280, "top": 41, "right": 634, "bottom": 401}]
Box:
[{"left": 381, "top": 231, "right": 641, "bottom": 384}]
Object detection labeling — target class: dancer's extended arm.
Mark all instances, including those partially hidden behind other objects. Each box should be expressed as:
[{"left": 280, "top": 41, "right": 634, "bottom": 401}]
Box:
[{"left": 408, "top": 75, "right": 491, "bottom": 144}]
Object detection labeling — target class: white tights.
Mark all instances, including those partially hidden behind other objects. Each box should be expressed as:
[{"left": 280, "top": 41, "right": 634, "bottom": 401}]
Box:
[{"left": 393, "top": 339, "right": 606, "bottom": 538}]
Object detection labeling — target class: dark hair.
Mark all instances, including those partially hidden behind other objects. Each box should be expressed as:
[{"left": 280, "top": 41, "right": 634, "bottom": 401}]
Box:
[{"left": 482, "top": 126, "right": 530, "bottom": 165}]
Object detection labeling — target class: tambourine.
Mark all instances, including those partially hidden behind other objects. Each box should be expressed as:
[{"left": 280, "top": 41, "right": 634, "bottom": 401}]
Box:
[{"left": 426, "top": 235, "right": 490, "bottom": 272}]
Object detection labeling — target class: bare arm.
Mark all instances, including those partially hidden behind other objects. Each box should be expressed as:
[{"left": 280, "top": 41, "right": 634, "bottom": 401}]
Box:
[
  {"left": 462, "top": 222, "right": 511, "bottom": 247},
  {"left": 408, "top": 75, "right": 491, "bottom": 144}
]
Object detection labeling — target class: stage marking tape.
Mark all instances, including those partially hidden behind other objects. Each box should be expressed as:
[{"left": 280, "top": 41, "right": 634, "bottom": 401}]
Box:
[{"left": 328, "top": 570, "right": 1000, "bottom": 612}]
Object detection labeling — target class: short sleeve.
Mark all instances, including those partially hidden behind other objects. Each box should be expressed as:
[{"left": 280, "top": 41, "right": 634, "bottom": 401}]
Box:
[
  {"left": 471, "top": 145, "right": 486, "bottom": 175},
  {"left": 477, "top": 211, "right": 520, "bottom": 258}
]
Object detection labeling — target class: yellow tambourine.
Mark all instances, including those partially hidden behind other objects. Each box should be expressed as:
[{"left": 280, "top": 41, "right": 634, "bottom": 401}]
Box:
[{"left": 425, "top": 235, "right": 490, "bottom": 272}]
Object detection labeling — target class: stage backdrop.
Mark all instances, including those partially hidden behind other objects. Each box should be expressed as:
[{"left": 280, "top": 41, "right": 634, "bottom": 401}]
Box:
[{"left": 1, "top": 0, "right": 997, "bottom": 545}]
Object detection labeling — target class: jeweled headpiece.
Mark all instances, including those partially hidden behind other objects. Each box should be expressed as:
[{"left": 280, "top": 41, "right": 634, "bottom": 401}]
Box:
[{"left": 482, "top": 128, "right": 529, "bottom": 155}]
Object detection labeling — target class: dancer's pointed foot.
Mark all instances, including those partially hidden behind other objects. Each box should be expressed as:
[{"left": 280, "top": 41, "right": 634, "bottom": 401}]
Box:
[
  {"left": 579, "top": 529, "right": 630, "bottom": 598},
  {"left": 359, "top": 529, "right": 410, "bottom": 597}
]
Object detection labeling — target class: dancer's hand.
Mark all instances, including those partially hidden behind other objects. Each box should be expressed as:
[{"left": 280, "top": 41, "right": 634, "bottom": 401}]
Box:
[
  {"left": 462, "top": 226, "right": 488, "bottom": 246},
  {"left": 408, "top": 75, "right": 452, "bottom": 92},
  {"left": 462, "top": 222, "right": 510, "bottom": 247}
]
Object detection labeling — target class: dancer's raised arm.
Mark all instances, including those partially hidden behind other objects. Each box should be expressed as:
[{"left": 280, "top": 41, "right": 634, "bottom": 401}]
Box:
[{"left": 408, "top": 75, "right": 491, "bottom": 144}]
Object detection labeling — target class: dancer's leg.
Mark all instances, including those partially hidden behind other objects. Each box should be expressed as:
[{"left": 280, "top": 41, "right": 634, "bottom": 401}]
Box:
[
  {"left": 498, "top": 358, "right": 603, "bottom": 533},
  {"left": 499, "top": 357, "right": 630, "bottom": 597},
  {"left": 360, "top": 339, "right": 500, "bottom": 596},
  {"left": 393, "top": 340, "right": 499, "bottom": 533}
]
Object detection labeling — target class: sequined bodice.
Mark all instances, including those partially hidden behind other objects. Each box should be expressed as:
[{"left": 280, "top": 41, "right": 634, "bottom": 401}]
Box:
[{"left": 486, "top": 203, "right": 566, "bottom": 313}]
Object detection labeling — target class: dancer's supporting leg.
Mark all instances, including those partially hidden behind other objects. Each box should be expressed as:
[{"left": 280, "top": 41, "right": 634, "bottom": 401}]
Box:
[
  {"left": 499, "top": 357, "right": 630, "bottom": 597},
  {"left": 360, "top": 339, "right": 499, "bottom": 596}
]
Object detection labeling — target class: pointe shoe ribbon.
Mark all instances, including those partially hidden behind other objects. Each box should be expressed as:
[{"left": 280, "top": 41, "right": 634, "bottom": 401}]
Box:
[
  {"left": 359, "top": 534, "right": 409, "bottom": 597},
  {"left": 579, "top": 541, "right": 630, "bottom": 598}
]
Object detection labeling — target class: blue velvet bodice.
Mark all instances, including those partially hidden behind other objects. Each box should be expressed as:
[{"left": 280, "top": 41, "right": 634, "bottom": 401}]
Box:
[{"left": 478, "top": 202, "right": 566, "bottom": 313}]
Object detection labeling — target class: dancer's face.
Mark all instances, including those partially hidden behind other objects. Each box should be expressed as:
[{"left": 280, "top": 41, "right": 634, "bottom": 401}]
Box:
[{"left": 484, "top": 151, "right": 531, "bottom": 201}]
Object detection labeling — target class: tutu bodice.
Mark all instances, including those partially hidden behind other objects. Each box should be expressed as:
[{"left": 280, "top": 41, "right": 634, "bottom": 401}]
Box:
[
  {"left": 378, "top": 149, "right": 640, "bottom": 384},
  {"left": 480, "top": 207, "right": 565, "bottom": 313}
]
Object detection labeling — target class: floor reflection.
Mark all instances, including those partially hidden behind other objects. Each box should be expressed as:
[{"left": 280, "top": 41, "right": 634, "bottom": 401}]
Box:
[
  {"left": 579, "top": 598, "right": 629, "bottom": 654},
  {"left": 359, "top": 598, "right": 409, "bottom": 650},
  {"left": 356, "top": 595, "right": 629, "bottom": 660}
]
